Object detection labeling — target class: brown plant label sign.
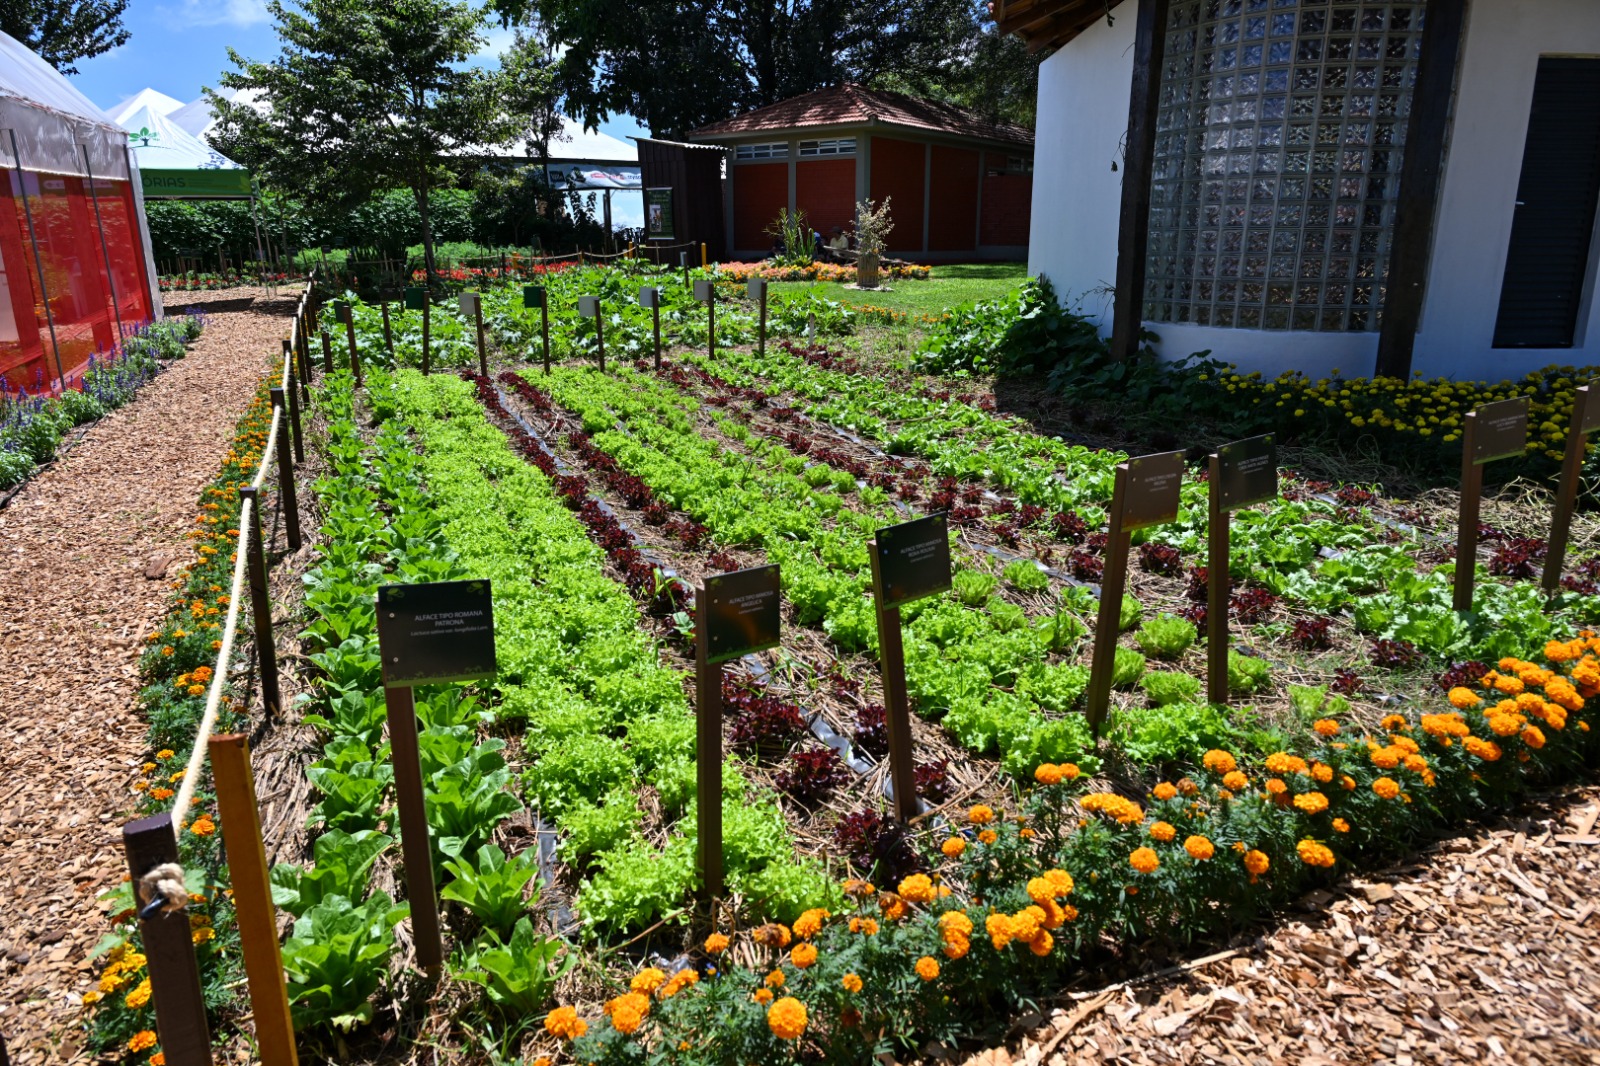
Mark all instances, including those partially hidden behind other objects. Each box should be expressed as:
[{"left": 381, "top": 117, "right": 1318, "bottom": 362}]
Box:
[
  {"left": 1472, "top": 397, "right": 1529, "bottom": 464},
  {"left": 376, "top": 580, "right": 497, "bottom": 687},
  {"left": 1578, "top": 385, "right": 1600, "bottom": 435},
  {"left": 1121, "top": 451, "right": 1186, "bottom": 531},
  {"left": 874, "top": 513, "right": 953, "bottom": 610},
  {"left": 1215, "top": 434, "right": 1278, "bottom": 511},
  {"left": 704, "top": 565, "right": 781, "bottom": 665}
]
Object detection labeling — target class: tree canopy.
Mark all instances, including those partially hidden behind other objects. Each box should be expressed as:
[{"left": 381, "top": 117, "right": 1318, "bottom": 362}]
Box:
[
  {"left": 1, "top": 0, "right": 130, "bottom": 74},
  {"left": 209, "top": 0, "right": 553, "bottom": 277},
  {"left": 489, "top": 0, "right": 1038, "bottom": 138}
]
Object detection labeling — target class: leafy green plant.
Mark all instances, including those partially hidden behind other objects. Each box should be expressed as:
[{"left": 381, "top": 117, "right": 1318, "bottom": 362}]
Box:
[
  {"left": 454, "top": 917, "right": 574, "bottom": 1018},
  {"left": 1112, "top": 646, "right": 1148, "bottom": 688},
  {"left": 270, "top": 830, "right": 392, "bottom": 918},
  {"left": 1036, "top": 603, "right": 1087, "bottom": 652},
  {"left": 1140, "top": 670, "right": 1202, "bottom": 707},
  {"left": 952, "top": 569, "right": 998, "bottom": 607},
  {"left": 1114, "top": 702, "right": 1243, "bottom": 766},
  {"left": 440, "top": 844, "right": 540, "bottom": 938},
  {"left": 280, "top": 893, "right": 408, "bottom": 1033},
  {"left": 1135, "top": 614, "right": 1196, "bottom": 659},
  {"left": 1227, "top": 650, "right": 1272, "bottom": 695},
  {"left": 1120, "top": 593, "right": 1143, "bottom": 631},
  {"left": 1003, "top": 559, "right": 1050, "bottom": 592}
]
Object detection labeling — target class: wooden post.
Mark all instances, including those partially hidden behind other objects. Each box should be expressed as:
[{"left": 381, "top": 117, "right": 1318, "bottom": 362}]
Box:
[
  {"left": 1206, "top": 452, "right": 1229, "bottom": 705},
  {"left": 594, "top": 307, "right": 606, "bottom": 373},
  {"left": 750, "top": 278, "right": 768, "bottom": 361},
  {"left": 473, "top": 293, "right": 488, "bottom": 378},
  {"left": 681, "top": 251, "right": 690, "bottom": 288},
  {"left": 269, "top": 390, "right": 301, "bottom": 551},
  {"left": 123, "top": 812, "right": 213, "bottom": 1066},
  {"left": 700, "top": 242, "right": 707, "bottom": 269},
  {"left": 1543, "top": 385, "right": 1598, "bottom": 593},
  {"left": 1087, "top": 467, "right": 1132, "bottom": 735},
  {"left": 421, "top": 298, "right": 432, "bottom": 376},
  {"left": 344, "top": 314, "right": 361, "bottom": 386},
  {"left": 541, "top": 297, "right": 551, "bottom": 375},
  {"left": 383, "top": 684, "right": 443, "bottom": 972},
  {"left": 319, "top": 329, "right": 333, "bottom": 375},
  {"left": 652, "top": 300, "right": 662, "bottom": 371},
  {"left": 694, "top": 590, "right": 724, "bottom": 904},
  {"left": 380, "top": 300, "right": 394, "bottom": 357},
  {"left": 208, "top": 735, "right": 299, "bottom": 1066},
  {"left": 1108, "top": 0, "right": 1170, "bottom": 362},
  {"left": 868, "top": 541, "right": 920, "bottom": 823},
  {"left": 282, "top": 345, "right": 304, "bottom": 465},
  {"left": 1454, "top": 413, "right": 1484, "bottom": 613},
  {"left": 238, "top": 487, "right": 281, "bottom": 719},
  {"left": 294, "top": 332, "right": 312, "bottom": 403}
]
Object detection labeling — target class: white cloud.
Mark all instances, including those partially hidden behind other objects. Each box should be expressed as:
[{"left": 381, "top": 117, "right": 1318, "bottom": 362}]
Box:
[{"left": 171, "top": 0, "right": 272, "bottom": 28}]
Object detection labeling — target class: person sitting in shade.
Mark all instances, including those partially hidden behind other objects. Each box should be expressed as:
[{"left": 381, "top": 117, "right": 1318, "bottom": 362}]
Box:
[{"left": 826, "top": 227, "right": 850, "bottom": 260}]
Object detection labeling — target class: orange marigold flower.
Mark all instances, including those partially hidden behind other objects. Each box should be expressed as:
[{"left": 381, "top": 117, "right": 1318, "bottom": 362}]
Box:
[
  {"left": 793, "top": 908, "right": 829, "bottom": 940},
  {"left": 915, "top": 956, "right": 940, "bottom": 981},
  {"left": 1463, "top": 736, "right": 1503, "bottom": 762},
  {"left": 940, "top": 910, "right": 975, "bottom": 938},
  {"left": 1381, "top": 714, "right": 1409, "bottom": 732},
  {"left": 767, "top": 996, "right": 807, "bottom": 1040},
  {"left": 1060, "top": 762, "right": 1081, "bottom": 779},
  {"left": 985, "top": 912, "right": 1014, "bottom": 950},
  {"left": 1081, "top": 792, "right": 1145, "bottom": 825},
  {"left": 189, "top": 814, "right": 215, "bottom": 837},
  {"left": 1311, "top": 762, "right": 1334, "bottom": 783},
  {"left": 880, "top": 894, "right": 908, "bottom": 922},
  {"left": 752, "top": 923, "right": 792, "bottom": 949},
  {"left": 1296, "top": 839, "right": 1336, "bottom": 868},
  {"left": 660, "top": 969, "right": 699, "bottom": 998},
  {"left": 1129, "top": 847, "right": 1160, "bottom": 874},
  {"left": 704, "top": 932, "right": 730, "bottom": 955},
  {"left": 1244, "top": 849, "right": 1270, "bottom": 882},
  {"left": 978, "top": 829, "right": 998, "bottom": 845},
  {"left": 128, "top": 1031, "right": 158, "bottom": 1053},
  {"left": 1372, "top": 776, "right": 1401, "bottom": 800},
  {"left": 848, "top": 917, "right": 879, "bottom": 936},
  {"left": 841, "top": 973, "right": 863, "bottom": 993},
  {"left": 605, "top": 991, "right": 651, "bottom": 1034},
  {"left": 1034, "top": 763, "right": 1066, "bottom": 785},
  {"left": 898, "top": 874, "right": 935, "bottom": 904},
  {"left": 1369, "top": 746, "right": 1401, "bottom": 769},
  {"left": 1044, "top": 868, "right": 1074, "bottom": 896},
  {"left": 1029, "top": 930, "right": 1054, "bottom": 956},
  {"left": 942, "top": 837, "right": 967, "bottom": 859},
  {"left": 968, "top": 804, "right": 995, "bottom": 824},
  {"left": 1522, "top": 725, "right": 1546, "bottom": 749},
  {"left": 157, "top": 749, "right": 175, "bottom": 760},
  {"left": 1494, "top": 674, "right": 1525, "bottom": 695},
  {"left": 1448, "top": 687, "right": 1481, "bottom": 710},
  {"left": 1223, "top": 770, "right": 1249, "bottom": 791},
  {"left": 1341, "top": 775, "right": 1356, "bottom": 791},
  {"left": 1148, "top": 820, "right": 1177, "bottom": 843},
  {"left": 150, "top": 787, "right": 174, "bottom": 801},
  {"left": 1265, "top": 778, "right": 1288, "bottom": 795},
  {"left": 765, "top": 969, "right": 785, "bottom": 989},
  {"left": 791, "top": 943, "right": 818, "bottom": 969},
  {"left": 1184, "top": 835, "right": 1215, "bottom": 860},
  {"left": 753, "top": 988, "right": 774, "bottom": 1005},
  {"left": 545, "top": 1005, "right": 587, "bottom": 1040},
  {"left": 631, "top": 968, "right": 667, "bottom": 995},
  {"left": 1203, "top": 750, "right": 1238, "bottom": 774},
  {"left": 1332, "top": 817, "right": 1351, "bottom": 833},
  {"left": 943, "top": 932, "right": 971, "bottom": 959},
  {"left": 1313, "top": 718, "right": 1340, "bottom": 736},
  {"left": 1293, "top": 791, "right": 1329, "bottom": 815},
  {"left": 1152, "top": 782, "right": 1178, "bottom": 801}
]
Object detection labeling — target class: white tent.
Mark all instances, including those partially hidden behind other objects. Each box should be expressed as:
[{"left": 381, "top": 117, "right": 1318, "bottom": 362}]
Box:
[
  {"left": 546, "top": 116, "right": 636, "bottom": 162},
  {"left": 121, "top": 103, "right": 246, "bottom": 183},
  {"left": 109, "top": 88, "right": 183, "bottom": 126}
]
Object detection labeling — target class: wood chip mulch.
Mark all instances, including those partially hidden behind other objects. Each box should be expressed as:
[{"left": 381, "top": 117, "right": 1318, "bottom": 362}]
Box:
[
  {"left": 0, "top": 288, "right": 296, "bottom": 1063},
  {"left": 956, "top": 784, "right": 1600, "bottom": 1066}
]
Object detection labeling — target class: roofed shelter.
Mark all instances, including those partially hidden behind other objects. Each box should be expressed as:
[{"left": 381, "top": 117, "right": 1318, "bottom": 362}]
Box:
[
  {"left": 1007, "top": 0, "right": 1600, "bottom": 380},
  {"left": 0, "top": 31, "right": 160, "bottom": 394},
  {"left": 688, "top": 84, "right": 1035, "bottom": 261}
]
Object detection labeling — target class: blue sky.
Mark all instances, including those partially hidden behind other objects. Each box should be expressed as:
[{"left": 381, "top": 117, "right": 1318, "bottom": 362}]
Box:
[{"left": 67, "top": 1, "right": 646, "bottom": 145}]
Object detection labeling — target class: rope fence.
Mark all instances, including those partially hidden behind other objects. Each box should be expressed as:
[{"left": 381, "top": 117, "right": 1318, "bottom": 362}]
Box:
[{"left": 124, "top": 274, "right": 316, "bottom": 1066}]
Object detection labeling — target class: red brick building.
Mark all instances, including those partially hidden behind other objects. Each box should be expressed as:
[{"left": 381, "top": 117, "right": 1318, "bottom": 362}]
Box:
[{"left": 687, "top": 85, "right": 1034, "bottom": 262}]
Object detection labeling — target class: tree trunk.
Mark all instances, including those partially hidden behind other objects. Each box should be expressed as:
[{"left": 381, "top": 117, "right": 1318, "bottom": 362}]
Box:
[{"left": 416, "top": 172, "right": 437, "bottom": 287}]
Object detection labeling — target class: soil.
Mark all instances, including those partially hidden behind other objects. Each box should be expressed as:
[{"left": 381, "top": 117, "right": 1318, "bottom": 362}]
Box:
[{"left": 0, "top": 287, "right": 297, "bottom": 1064}]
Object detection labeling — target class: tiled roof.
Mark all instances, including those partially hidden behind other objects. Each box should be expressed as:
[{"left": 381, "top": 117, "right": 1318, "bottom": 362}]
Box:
[{"left": 689, "top": 84, "right": 1034, "bottom": 148}]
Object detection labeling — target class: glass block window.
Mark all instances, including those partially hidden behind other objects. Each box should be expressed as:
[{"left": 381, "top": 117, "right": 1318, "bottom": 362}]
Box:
[
  {"left": 735, "top": 142, "right": 790, "bottom": 161},
  {"left": 1144, "top": 0, "right": 1427, "bottom": 331},
  {"left": 798, "top": 138, "right": 857, "bottom": 156}
]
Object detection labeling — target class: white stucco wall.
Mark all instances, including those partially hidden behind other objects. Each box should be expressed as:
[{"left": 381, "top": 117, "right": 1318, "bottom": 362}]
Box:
[
  {"left": 1027, "top": 12, "right": 1135, "bottom": 322},
  {"left": 1029, "top": 0, "right": 1600, "bottom": 382},
  {"left": 1412, "top": 0, "right": 1600, "bottom": 380}
]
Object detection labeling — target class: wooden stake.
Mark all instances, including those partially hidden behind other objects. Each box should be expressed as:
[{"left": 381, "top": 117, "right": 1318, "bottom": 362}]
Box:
[
  {"left": 540, "top": 296, "right": 551, "bottom": 375},
  {"left": 238, "top": 487, "right": 281, "bottom": 719},
  {"left": 868, "top": 540, "right": 919, "bottom": 822},
  {"left": 123, "top": 812, "right": 213, "bottom": 1066},
  {"left": 345, "top": 315, "right": 362, "bottom": 386},
  {"left": 473, "top": 293, "right": 488, "bottom": 378},
  {"left": 281, "top": 349, "right": 304, "bottom": 464},
  {"left": 269, "top": 390, "right": 301, "bottom": 551},
  {"left": 1454, "top": 411, "right": 1484, "bottom": 613},
  {"left": 595, "top": 307, "right": 606, "bottom": 373},
  {"left": 319, "top": 329, "right": 333, "bottom": 375},
  {"left": 381, "top": 300, "right": 393, "bottom": 357},
  {"left": 1087, "top": 464, "right": 1133, "bottom": 736},
  {"left": 1206, "top": 453, "right": 1229, "bottom": 705},
  {"left": 421, "top": 298, "right": 432, "bottom": 376},
  {"left": 383, "top": 685, "right": 443, "bottom": 972},
  {"left": 207, "top": 735, "right": 299, "bottom": 1066},
  {"left": 757, "top": 284, "right": 768, "bottom": 361},
  {"left": 1544, "top": 384, "right": 1596, "bottom": 594},
  {"left": 694, "top": 590, "right": 724, "bottom": 904}
]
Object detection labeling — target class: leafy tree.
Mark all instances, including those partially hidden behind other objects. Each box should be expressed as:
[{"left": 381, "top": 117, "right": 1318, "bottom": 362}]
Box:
[
  {"left": 209, "top": 0, "right": 549, "bottom": 280},
  {"left": 1, "top": 0, "right": 130, "bottom": 74},
  {"left": 490, "top": 0, "right": 1014, "bottom": 138}
]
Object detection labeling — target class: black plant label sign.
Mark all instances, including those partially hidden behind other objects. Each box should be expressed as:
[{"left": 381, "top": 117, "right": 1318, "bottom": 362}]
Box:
[
  {"left": 1215, "top": 434, "right": 1278, "bottom": 511},
  {"left": 523, "top": 285, "right": 546, "bottom": 309},
  {"left": 874, "top": 513, "right": 952, "bottom": 610},
  {"left": 376, "top": 580, "right": 497, "bottom": 687},
  {"left": 1120, "top": 451, "right": 1186, "bottom": 531},
  {"left": 404, "top": 286, "right": 426, "bottom": 310},
  {"left": 1472, "top": 397, "right": 1529, "bottom": 464},
  {"left": 334, "top": 300, "right": 352, "bottom": 324},
  {"left": 704, "top": 565, "right": 781, "bottom": 665}
]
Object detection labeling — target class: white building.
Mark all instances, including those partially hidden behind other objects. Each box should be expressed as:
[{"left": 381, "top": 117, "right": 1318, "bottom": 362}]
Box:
[{"left": 1007, "top": 0, "right": 1600, "bottom": 380}]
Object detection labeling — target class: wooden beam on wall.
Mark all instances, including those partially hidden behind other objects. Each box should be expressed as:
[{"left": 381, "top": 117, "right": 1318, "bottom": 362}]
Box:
[
  {"left": 1374, "top": 0, "right": 1469, "bottom": 378},
  {"left": 1109, "top": 0, "right": 1169, "bottom": 361}
]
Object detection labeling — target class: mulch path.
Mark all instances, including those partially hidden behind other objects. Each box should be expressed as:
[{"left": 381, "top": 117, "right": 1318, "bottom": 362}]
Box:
[
  {"left": 958, "top": 783, "right": 1600, "bottom": 1066},
  {"left": 0, "top": 287, "right": 296, "bottom": 1064}
]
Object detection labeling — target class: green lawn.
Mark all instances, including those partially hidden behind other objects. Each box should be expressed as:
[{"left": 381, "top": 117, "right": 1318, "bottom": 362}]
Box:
[{"left": 771, "top": 261, "right": 1028, "bottom": 317}]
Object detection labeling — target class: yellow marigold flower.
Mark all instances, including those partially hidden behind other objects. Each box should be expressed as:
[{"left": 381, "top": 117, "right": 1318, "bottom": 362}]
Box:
[
  {"left": 1152, "top": 782, "right": 1178, "bottom": 801},
  {"left": 753, "top": 987, "right": 774, "bottom": 1005},
  {"left": 1372, "top": 777, "right": 1401, "bottom": 800},
  {"left": 1296, "top": 839, "right": 1336, "bottom": 868},
  {"left": 915, "top": 956, "right": 940, "bottom": 981},
  {"left": 1184, "top": 835, "right": 1215, "bottom": 860},
  {"left": 1332, "top": 817, "right": 1351, "bottom": 833},
  {"left": 898, "top": 874, "right": 934, "bottom": 904},
  {"left": 124, "top": 978, "right": 152, "bottom": 1009},
  {"left": 631, "top": 967, "right": 667, "bottom": 995},
  {"left": 128, "top": 1031, "right": 158, "bottom": 1053},
  {"left": 704, "top": 932, "right": 730, "bottom": 955},
  {"left": 1448, "top": 687, "right": 1481, "bottom": 710},
  {"left": 1203, "top": 750, "right": 1238, "bottom": 774},
  {"left": 942, "top": 837, "right": 967, "bottom": 859},
  {"left": 767, "top": 996, "right": 807, "bottom": 1040},
  {"left": 841, "top": 973, "right": 863, "bottom": 993},
  {"left": 1293, "top": 791, "right": 1329, "bottom": 815},
  {"left": 156, "top": 749, "right": 175, "bottom": 760},
  {"left": 968, "top": 804, "right": 995, "bottom": 824},
  {"left": 191, "top": 926, "right": 215, "bottom": 945},
  {"left": 141, "top": 762, "right": 157, "bottom": 774},
  {"left": 790, "top": 943, "right": 818, "bottom": 969},
  {"left": 82, "top": 991, "right": 101, "bottom": 1005},
  {"left": 1313, "top": 719, "right": 1340, "bottom": 737},
  {"left": 1129, "top": 847, "right": 1160, "bottom": 874},
  {"left": 1223, "top": 770, "right": 1249, "bottom": 791}
]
